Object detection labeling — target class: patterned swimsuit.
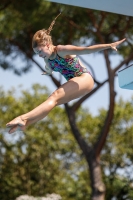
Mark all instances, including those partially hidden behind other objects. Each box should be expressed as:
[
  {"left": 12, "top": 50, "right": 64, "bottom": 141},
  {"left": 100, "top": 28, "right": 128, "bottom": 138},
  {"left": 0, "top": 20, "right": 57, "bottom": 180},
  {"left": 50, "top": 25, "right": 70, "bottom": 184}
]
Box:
[{"left": 48, "top": 51, "right": 91, "bottom": 81}]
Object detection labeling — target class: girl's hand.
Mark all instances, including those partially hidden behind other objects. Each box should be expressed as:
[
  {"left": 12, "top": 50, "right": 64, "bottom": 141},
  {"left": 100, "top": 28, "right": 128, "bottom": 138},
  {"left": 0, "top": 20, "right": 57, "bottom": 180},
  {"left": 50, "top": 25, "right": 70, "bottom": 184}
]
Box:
[
  {"left": 6, "top": 116, "right": 26, "bottom": 134},
  {"left": 110, "top": 38, "right": 126, "bottom": 51},
  {"left": 41, "top": 72, "right": 52, "bottom": 75}
]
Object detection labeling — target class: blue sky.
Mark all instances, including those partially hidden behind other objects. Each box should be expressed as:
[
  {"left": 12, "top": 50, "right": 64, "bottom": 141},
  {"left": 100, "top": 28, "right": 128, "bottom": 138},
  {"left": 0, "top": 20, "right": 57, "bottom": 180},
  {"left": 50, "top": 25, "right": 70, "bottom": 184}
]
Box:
[{"left": 1, "top": 53, "right": 132, "bottom": 116}]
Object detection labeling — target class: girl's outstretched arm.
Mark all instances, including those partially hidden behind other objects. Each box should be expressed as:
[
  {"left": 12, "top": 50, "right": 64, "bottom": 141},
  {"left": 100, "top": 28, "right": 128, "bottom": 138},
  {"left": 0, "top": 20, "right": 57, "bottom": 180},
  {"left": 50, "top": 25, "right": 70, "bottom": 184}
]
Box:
[{"left": 58, "top": 38, "right": 126, "bottom": 56}]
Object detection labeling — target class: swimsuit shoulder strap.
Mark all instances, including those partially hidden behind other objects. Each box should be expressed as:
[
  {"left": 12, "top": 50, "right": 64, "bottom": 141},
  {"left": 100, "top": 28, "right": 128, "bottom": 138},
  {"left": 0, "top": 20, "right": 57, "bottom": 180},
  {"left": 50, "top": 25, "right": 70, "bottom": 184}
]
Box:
[{"left": 55, "top": 46, "right": 61, "bottom": 58}]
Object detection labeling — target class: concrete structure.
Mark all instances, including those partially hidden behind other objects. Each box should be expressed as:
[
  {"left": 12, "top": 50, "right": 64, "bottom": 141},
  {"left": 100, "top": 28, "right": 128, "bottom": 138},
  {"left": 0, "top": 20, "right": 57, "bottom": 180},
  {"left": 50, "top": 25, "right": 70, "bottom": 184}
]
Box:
[
  {"left": 48, "top": 0, "right": 133, "bottom": 17},
  {"left": 118, "top": 65, "right": 133, "bottom": 90}
]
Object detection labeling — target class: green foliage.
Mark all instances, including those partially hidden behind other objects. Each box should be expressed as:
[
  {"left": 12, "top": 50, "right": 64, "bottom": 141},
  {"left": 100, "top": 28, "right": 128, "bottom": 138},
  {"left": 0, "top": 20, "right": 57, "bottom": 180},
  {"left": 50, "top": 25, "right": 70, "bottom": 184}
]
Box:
[
  {"left": 76, "top": 101, "right": 133, "bottom": 199},
  {"left": 101, "top": 98, "right": 133, "bottom": 199},
  {"left": 1, "top": 85, "right": 133, "bottom": 200},
  {"left": 0, "top": 84, "right": 91, "bottom": 200}
]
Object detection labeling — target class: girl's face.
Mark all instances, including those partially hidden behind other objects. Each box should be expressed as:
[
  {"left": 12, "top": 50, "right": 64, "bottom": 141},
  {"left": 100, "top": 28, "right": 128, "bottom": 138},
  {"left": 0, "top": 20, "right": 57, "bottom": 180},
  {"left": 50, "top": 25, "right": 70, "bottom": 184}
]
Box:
[{"left": 33, "top": 45, "right": 51, "bottom": 59}]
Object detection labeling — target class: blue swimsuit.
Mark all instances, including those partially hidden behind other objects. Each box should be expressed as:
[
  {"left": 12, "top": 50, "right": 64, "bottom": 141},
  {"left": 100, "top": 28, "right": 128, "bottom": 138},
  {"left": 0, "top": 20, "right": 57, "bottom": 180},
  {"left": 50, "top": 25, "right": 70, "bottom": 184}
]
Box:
[{"left": 48, "top": 52, "right": 91, "bottom": 81}]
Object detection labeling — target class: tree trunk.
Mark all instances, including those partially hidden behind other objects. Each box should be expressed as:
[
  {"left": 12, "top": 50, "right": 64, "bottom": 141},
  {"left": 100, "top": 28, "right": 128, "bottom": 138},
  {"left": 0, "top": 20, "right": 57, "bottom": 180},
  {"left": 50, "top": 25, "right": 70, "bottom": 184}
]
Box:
[
  {"left": 88, "top": 152, "right": 106, "bottom": 200},
  {"left": 65, "top": 105, "right": 106, "bottom": 200}
]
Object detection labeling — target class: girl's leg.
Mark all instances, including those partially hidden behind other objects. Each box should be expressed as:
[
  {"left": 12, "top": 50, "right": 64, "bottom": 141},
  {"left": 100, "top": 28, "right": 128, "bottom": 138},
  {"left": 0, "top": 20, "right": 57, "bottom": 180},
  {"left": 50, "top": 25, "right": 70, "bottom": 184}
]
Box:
[
  {"left": 7, "top": 73, "right": 94, "bottom": 133},
  {"left": 26, "top": 73, "right": 94, "bottom": 121},
  {"left": 53, "top": 73, "right": 94, "bottom": 105}
]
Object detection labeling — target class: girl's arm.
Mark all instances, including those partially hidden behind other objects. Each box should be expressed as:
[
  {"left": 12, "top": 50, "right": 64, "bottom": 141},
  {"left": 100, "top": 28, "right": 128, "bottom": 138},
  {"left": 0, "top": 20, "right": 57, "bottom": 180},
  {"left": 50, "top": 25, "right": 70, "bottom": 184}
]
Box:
[{"left": 57, "top": 38, "right": 126, "bottom": 57}]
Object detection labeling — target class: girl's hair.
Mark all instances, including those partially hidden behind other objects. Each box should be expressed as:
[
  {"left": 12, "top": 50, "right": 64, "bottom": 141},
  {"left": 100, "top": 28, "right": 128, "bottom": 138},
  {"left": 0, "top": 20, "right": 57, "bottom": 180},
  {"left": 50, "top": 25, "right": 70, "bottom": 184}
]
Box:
[{"left": 32, "top": 13, "right": 61, "bottom": 48}]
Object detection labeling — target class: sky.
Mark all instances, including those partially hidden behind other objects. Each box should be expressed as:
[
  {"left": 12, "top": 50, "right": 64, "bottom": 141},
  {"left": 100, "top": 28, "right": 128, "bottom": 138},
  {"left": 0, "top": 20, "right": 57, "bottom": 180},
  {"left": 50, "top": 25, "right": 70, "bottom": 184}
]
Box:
[{"left": 1, "top": 52, "right": 133, "bottom": 116}]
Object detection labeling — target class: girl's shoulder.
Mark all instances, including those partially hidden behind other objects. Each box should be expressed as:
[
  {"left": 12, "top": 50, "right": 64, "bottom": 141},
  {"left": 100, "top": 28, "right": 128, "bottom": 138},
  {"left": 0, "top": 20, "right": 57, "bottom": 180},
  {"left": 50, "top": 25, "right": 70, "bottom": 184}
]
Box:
[
  {"left": 56, "top": 44, "right": 73, "bottom": 57},
  {"left": 56, "top": 44, "right": 65, "bottom": 51},
  {"left": 56, "top": 45, "right": 66, "bottom": 57}
]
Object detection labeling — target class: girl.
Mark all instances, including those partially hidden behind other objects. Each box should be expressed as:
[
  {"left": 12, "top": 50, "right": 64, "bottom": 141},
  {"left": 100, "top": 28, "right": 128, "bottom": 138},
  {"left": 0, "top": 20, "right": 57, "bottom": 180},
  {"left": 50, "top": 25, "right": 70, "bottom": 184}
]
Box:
[{"left": 6, "top": 14, "right": 126, "bottom": 133}]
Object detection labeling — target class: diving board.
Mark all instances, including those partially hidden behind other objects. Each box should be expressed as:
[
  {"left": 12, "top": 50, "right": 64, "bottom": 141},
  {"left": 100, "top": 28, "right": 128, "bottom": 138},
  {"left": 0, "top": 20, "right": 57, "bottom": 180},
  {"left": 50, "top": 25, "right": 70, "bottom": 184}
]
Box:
[
  {"left": 118, "top": 64, "right": 133, "bottom": 90},
  {"left": 48, "top": 0, "right": 133, "bottom": 17}
]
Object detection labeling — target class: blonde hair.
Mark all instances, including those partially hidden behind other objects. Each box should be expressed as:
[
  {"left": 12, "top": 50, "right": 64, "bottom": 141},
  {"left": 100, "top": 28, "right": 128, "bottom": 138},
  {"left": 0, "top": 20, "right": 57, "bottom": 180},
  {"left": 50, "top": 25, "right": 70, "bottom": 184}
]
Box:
[{"left": 32, "top": 13, "right": 61, "bottom": 48}]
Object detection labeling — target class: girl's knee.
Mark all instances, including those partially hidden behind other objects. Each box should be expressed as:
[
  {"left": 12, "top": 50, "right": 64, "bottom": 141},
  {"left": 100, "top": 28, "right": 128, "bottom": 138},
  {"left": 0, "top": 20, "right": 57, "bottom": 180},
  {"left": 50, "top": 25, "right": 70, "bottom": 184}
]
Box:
[
  {"left": 48, "top": 88, "right": 64, "bottom": 105},
  {"left": 48, "top": 90, "right": 60, "bottom": 105}
]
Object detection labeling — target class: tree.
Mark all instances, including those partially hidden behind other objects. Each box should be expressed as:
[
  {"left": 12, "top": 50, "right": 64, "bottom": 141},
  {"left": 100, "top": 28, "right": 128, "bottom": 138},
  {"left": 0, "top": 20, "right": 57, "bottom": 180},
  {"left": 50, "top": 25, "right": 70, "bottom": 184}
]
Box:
[
  {"left": 0, "top": 85, "right": 92, "bottom": 200},
  {"left": 1, "top": 86, "right": 133, "bottom": 200},
  {"left": 1, "top": 1, "right": 133, "bottom": 199},
  {"left": 102, "top": 98, "right": 133, "bottom": 200}
]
